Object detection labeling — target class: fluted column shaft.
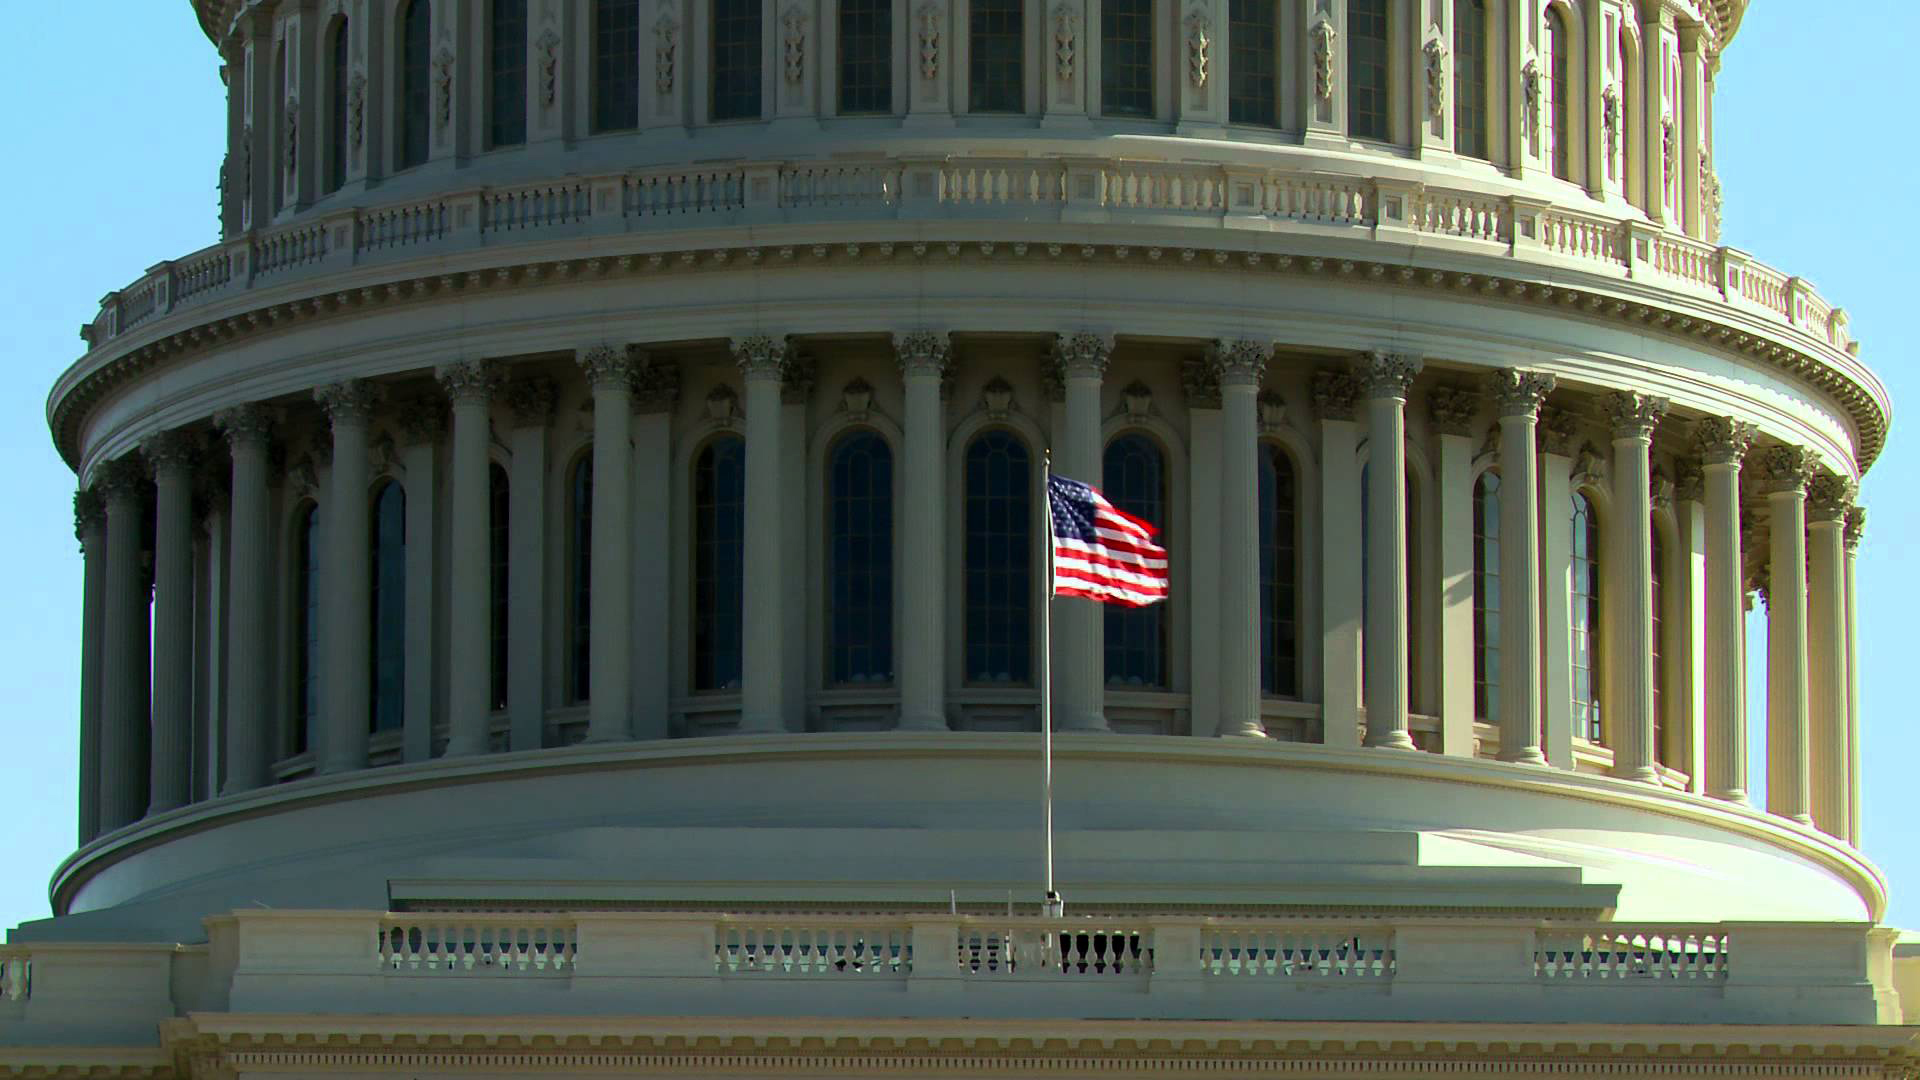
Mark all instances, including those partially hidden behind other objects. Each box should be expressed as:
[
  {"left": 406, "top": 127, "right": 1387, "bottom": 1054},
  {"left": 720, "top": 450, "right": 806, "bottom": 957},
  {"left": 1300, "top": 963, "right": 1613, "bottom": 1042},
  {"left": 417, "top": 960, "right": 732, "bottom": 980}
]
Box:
[
  {"left": 1763, "top": 447, "right": 1812, "bottom": 825},
  {"left": 145, "top": 433, "right": 198, "bottom": 814},
  {"left": 75, "top": 491, "right": 107, "bottom": 843},
  {"left": 1696, "top": 419, "right": 1753, "bottom": 802},
  {"left": 97, "top": 459, "right": 149, "bottom": 832},
  {"left": 1844, "top": 508, "right": 1864, "bottom": 847},
  {"left": 1492, "top": 371, "right": 1554, "bottom": 765},
  {"left": 1056, "top": 333, "right": 1112, "bottom": 733},
  {"left": 316, "top": 380, "right": 381, "bottom": 774},
  {"left": 896, "top": 332, "right": 951, "bottom": 731},
  {"left": 1215, "top": 340, "right": 1270, "bottom": 738},
  {"left": 1357, "top": 353, "right": 1419, "bottom": 750},
  {"left": 1315, "top": 373, "right": 1363, "bottom": 749},
  {"left": 1607, "top": 392, "right": 1667, "bottom": 783},
  {"left": 735, "top": 337, "right": 789, "bottom": 734},
  {"left": 578, "top": 347, "right": 637, "bottom": 742},
  {"left": 504, "top": 378, "right": 555, "bottom": 752},
  {"left": 1806, "top": 475, "right": 1853, "bottom": 838},
  {"left": 439, "top": 361, "right": 500, "bottom": 756},
  {"left": 217, "top": 408, "right": 273, "bottom": 793}
]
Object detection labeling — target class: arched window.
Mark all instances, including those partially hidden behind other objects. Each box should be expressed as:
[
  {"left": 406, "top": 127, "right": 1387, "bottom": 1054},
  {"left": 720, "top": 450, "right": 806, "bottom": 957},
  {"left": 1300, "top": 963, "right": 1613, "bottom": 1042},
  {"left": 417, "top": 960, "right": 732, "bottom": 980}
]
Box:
[
  {"left": 292, "top": 502, "right": 321, "bottom": 755},
  {"left": 1613, "top": 27, "right": 1631, "bottom": 195},
  {"left": 969, "top": 0, "right": 1025, "bottom": 113},
  {"left": 398, "top": 0, "right": 432, "bottom": 170},
  {"left": 370, "top": 481, "right": 407, "bottom": 733},
  {"left": 828, "top": 431, "right": 894, "bottom": 684},
  {"left": 964, "top": 431, "right": 1033, "bottom": 684},
  {"left": 1650, "top": 520, "right": 1666, "bottom": 766},
  {"left": 711, "top": 0, "right": 763, "bottom": 122},
  {"left": 1347, "top": 0, "right": 1389, "bottom": 140},
  {"left": 328, "top": 19, "right": 350, "bottom": 193},
  {"left": 1103, "top": 434, "right": 1168, "bottom": 688},
  {"left": 490, "top": 0, "right": 529, "bottom": 148},
  {"left": 1452, "top": 0, "right": 1488, "bottom": 159},
  {"left": 273, "top": 40, "right": 288, "bottom": 209},
  {"left": 694, "top": 436, "right": 747, "bottom": 691},
  {"left": 489, "top": 463, "right": 510, "bottom": 712},
  {"left": 1259, "top": 444, "right": 1299, "bottom": 697},
  {"left": 593, "top": 0, "right": 641, "bottom": 133},
  {"left": 1473, "top": 471, "right": 1500, "bottom": 723},
  {"left": 1570, "top": 492, "right": 1602, "bottom": 742},
  {"left": 1229, "top": 0, "right": 1280, "bottom": 127},
  {"left": 1101, "top": 0, "right": 1154, "bottom": 118},
  {"left": 838, "top": 0, "right": 892, "bottom": 114},
  {"left": 1545, "top": 5, "right": 1571, "bottom": 180},
  {"left": 568, "top": 451, "right": 592, "bottom": 703}
]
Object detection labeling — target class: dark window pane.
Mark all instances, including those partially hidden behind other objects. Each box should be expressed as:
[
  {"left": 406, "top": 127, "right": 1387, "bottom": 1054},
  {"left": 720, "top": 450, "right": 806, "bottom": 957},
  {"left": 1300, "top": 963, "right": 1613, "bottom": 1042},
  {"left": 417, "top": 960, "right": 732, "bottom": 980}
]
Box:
[
  {"left": 1101, "top": 0, "right": 1153, "bottom": 117},
  {"left": 570, "top": 453, "right": 592, "bottom": 703},
  {"left": 1571, "top": 492, "right": 1602, "bottom": 742},
  {"left": 695, "top": 437, "right": 747, "bottom": 690},
  {"left": 490, "top": 463, "right": 511, "bottom": 712},
  {"left": 1651, "top": 522, "right": 1665, "bottom": 765},
  {"left": 1347, "top": 0, "right": 1389, "bottom": 140},
  {"left": 1229, "top": 0, "right": 1278, "bottom": 127},
  {"left": 491, "top": 0, "right": 529, "bottom": 148},
  {"left": 1102, "top": 434, "right": 1167, "bottom": 688},
  {"left": 1473, "top": 471, "right": 1500, "bottom": 722},
  {"left": 593, "top": 0, "right": 641, "bottom": 132},
  {"left": 838, "top": 0, "right": 892, "bottom": 113},
  {"left": 1547, "top": 8, "right": 1570, "bottom": 179},
  {"left": 964, "top": 431, "right": 1032, "bottom": 683},
  {"left": 970, "top": 0, "right": 1024, "bottom": 113},
  {"left": 293, "top": 504, "right": 321, "bottom": 755},
  {"left": 1259, "top": 445, "right": 1298, "bottom": 696},
  {"left": 328, "top": 20, "right": 350, "bottom": 192},
  {"left": 828, "top": 431, "right": 894, "bottom": 683},
  {"left": 1453, "top": 0, "right": 1488, "bottom": 159},
  {"left": 399, "top": 0, "right": 432, "bottom": 169},
  {"left": 712, "top": 0, "right": 763, "bottom": 121},
  {"left": 370, "top": 482, "right": 407, "bottom": 733}
]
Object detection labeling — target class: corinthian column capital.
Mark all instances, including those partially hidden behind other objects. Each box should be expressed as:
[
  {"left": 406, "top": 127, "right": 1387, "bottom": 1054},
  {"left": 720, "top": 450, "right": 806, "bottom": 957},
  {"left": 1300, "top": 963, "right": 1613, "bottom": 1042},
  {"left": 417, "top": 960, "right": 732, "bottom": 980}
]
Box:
[
  {"left": 1311, "top": 370, "right": 1359, "bottom": 420},
  {"left": 1053, "top": 331, "right": 1113, "bottom": 379},
  {"left": 434, "top": 358, "right": 502, "bottom": 405},
  {"left": 1844, "top": 506, "right": 1866, "bottom": 552},
  {"left": 578, "top": 344, "right": 642, "bottom": 390},
  {"left": 314, "top": 378, "right": 385, "bottom": 426},
  {"left": 731, "top": 334, "right": 789, "bottom": 381},
  {"left": 1759, "top": 445, "right": 1813, "bottom": 495},
  {"left": 1487, "top": 368, "right": 1556, "bottom": 417},
  {"left": 92, "top": 456, "right": 149, "bottom": 503},
  {"left": 1426, "top": 386, "right": 1479, "bottom": 436},
  {"left": 1209, "top": 339, "right": 1272, "bottom": 387},
  {"left": 1606, "top": 391, "right": 1669, "bottom": 440},
  {"left": 141, "top": 429, "right": 200, "bottom": 476},
  {"left": 73, "top": 488, "right": 106, "bottom": 543},
  {"left": 1805, "top": 473, "right": 1856, "bottom": 523},
  {"left": 1352, "top": 351, "right": 1422, "bottom": 400},
  {"left": 214, "top": 403, "right": 276, "bottom": 450},
  {"left": 894, "top": 329, "right": 952, "bottom": 378},
  {"left": 504, "top": 376, "right": 557, "bottom": 426}
]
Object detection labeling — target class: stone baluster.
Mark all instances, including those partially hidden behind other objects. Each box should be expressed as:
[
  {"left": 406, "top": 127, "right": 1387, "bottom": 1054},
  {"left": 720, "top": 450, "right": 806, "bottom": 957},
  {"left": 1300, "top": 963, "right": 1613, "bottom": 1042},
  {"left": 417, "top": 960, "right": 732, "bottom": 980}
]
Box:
[
  {"left": 1315, "top": 371, "right": 1363, "bottom": 749},
  {"left": 895, "top": 331, "right": 952, "bottom": 732},
  {"left": 1606, "top": 391, "right": 1668, "bottom": 783},
  {"left": 1694, "top": 418, "right": 1755, "bottom": 802},
  {"left": 1355, "top": 352, "right": 1421, "bottom": 750},
  {"left": 1805, "top": 472, "right": 1854, "bottom": 838},
  {"left": 1844, "top": 506, "right": 1865, "bottom": 846},
  {"left": 1490, "top": 369, "right": 1556, "bottom": 765},
  {"left": 1213, "top": 339, "right": 1272, "bottom": 739},
  {"left": 315, "top": 379, "right": 384, "bottom": 774},
  {"left": 504, "top": 377, "right": 556, "bottom": 752},
  {"left": 214, "top": 405, "right": 274, "bottom": 794},
  {"left": 437, "top": 360, "right": 502, "bottom": 757},
  {"left": 95, "top": 456, "right": 150, "bottom": 832},
  {"left": 1761, "top": 445, "right": 1813, "bottom": 825},
  {"left": 74, "top": 489, "right": 107, "bottom": 843},
  {"left": 144, "top": 430, "right": 199, "bottom": 814},
  {"left": 1055, "top": 332, "right": 1114, "bottom": 733},
  {"left": 577, "top": 346, "right": 640, "bottom": 742},
  {"left": 734, "top": 336, "right": 791, "bottom": 735}
]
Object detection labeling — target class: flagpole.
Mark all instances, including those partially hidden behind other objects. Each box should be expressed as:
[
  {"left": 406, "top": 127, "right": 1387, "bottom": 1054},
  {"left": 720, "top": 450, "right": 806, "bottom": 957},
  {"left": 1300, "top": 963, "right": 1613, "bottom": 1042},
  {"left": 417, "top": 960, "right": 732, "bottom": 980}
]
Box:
[{"left": 1041, "top": 449, "right": 1062, "bottom": 919}]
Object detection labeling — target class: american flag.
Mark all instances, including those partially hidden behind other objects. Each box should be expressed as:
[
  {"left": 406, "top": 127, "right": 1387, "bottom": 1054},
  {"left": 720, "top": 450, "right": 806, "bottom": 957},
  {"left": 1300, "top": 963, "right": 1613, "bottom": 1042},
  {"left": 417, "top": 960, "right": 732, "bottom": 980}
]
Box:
[{"left": 1047, "top": 474, "right": 1170, "bottom": 608}]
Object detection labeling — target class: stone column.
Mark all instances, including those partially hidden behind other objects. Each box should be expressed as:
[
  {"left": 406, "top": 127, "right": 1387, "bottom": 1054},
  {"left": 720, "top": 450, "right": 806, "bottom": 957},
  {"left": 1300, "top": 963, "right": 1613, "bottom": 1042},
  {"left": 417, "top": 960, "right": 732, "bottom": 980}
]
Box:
[
  {"left": 1054, "top": 332, "right": 1114, "bottom": 733},
  {"left": 96, "top": 456, "right": 150, "bottom": 833},
  {"left": 632, "top": 360, "right": 679, "bottom": 741},
  {"left": 1185, "top": 361, "right": 1224, "bottom": 737},
  {"left": 315, "top": 379, "right": 383, "bottom": 775},
  {"left": 437, "top": 360, "right": 501, "bottom": 757},
  {"left": 1805, "top": 472, "right": 1853, "bottom": 838},
  {"left": 1538, "top": 409, "right": 1578, "bottom": 769},
  {"left": 215, "top": 406, "right": 273, "bottom": 794},
  {"left": 577, "top": 346, "right": 639, "bottom": 742},
  {"left": 1355, "top": 352, "right": 1421, "bottom": 750},
  {"left": 144, "top": 431, "right": 198, "bottom": 814},
  {"left": 1491, "top": 370, "right": 1556, "bottom": 765},
  {"left": 398, "top": 403, "right": 443, "bottom": 764},
  {"left": 1213, "top": 339, "right": 1271, "bottom": 739},
  {"left": 1694, "top": 418, "right": 1754, "bottom": 802},
  {"left": 895, "top": 331, "right": 952, "bottom": 732},
  {"left": 1429, "top": 387, "right": 1478, "bottom": 758},
  {"left": 1606, "top": 391, "right": 1667, "bottom": 783},
  {"left": 74, "top": 489, "right": 107, "bottom": 843},
  {"left": 733, "top": 336, "right": 790, "bottom": 734},
  {"left": 1315, "top": 371, "right": 1363, "bottom": 749},
  {"left": 1844, "top": 507, "right": 1865, "bottom": 847},
  {"left": 504, "top": 377, "right": 555, "bottom": 752},
  {"left": 1761, "top": 445, "right": 1813, "bottom": 825}
]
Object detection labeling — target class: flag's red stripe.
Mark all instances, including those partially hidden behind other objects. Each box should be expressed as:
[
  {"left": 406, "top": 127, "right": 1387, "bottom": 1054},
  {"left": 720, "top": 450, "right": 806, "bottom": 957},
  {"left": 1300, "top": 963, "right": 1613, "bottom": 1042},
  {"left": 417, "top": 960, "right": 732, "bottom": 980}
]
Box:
[
  {"left": 1054, "top": 554, "right": 1171, "bottom": 588},
  {"left": 1053, "top": 537, "right": 1169, "bottom": 570},
  {"left": 1053, "top": 564, "right": 1170, "bottom": 596},
  {"left": 1055, "top": 584, "right": 1162, "bottom": 609},
  {"left": 1090, "top": 503, "right": 1157, "bottom": 540}
]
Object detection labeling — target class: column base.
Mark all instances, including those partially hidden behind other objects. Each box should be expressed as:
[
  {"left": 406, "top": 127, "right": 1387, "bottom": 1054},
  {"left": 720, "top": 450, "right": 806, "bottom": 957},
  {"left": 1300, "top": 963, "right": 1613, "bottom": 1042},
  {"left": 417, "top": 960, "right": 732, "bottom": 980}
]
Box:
[
  {"left": 442, "top": 732, "right": 489, "bottom": 757},
  {"left": 895, "top": 711, "right": 952, "bottom": 732},
  {"left": 1219, "top": 719, "right": 1269, "bottom": 739},
  {"left": 1708, "top": 787, "right": 1749, "bottom": 804},
  {"left": 1054, "top": 713, "right": 1111, "bottom": 733},
  {"left": 734, "top": 715, "right": 787, "bottom": 736},
  {"left": 1364, "top": 731, "right": 1418, "bottom": 751},
  {"left": 1610, "top": 763, "right": 1661, "bottom": 784},
  {"left": 1498, "top": 747, "right": 1549, "bottom": 766}
]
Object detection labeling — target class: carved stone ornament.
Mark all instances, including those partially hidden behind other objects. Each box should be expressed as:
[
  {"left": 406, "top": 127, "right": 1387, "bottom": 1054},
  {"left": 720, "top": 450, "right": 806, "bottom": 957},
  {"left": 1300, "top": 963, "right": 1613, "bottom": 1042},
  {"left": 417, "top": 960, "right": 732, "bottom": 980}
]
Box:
[
  {"left": 733, "top": 335, "right": 789, "bottom": 381},
  {"left": 214, "top": 403, "right": 274, "bottom": 449},
  {"left": 1209, "top": 338, "right": 1271, "bottom": 386},
  {"left": 1520, "top": 58, "right": 1541, "bottom": 138},
  {"left": 1538, "top": 406, "right": 1578, "bottom": 456},
  {"left": 1701, "top": 156, "right": 1723, "bottom": 241},
  {"left": 1674, "top": 467, "right": 1704, "bottom": 504},
  {"left": 235, "top": 128, "right": 252, "bottom": 206},
  {"left": 284, "top": 96, "right": 299, "bottom": 173},
  {"left": 782, "top": 351, "right": 817, "bottom": 404},
  {"left": 1422, "top": 32, "right": 1447, "bottom": 120},
  {"left": 1052, "top": 3, "right": 1079, "bottom": 82},
  {"left": 1121, "top": 381, "right": 1153, "bottom": 421},
  {"left": 1180, "top": 358, "right": 1220, "bottom": 409},
  {"left": 1310, "top": 16, "right": 1337, "bottom": 102},
  {"left": 1311, "top": 370, "right": 1359, "bottom": 420},
  {"left": 655, "top": 9, "right": 679, "bottom": 96},
  {"left": 578, "top": 344, "right": 641, "bottom": 390},
  {"left": 840, "top": 377, "right": 875, "bottom": 420},
  {"left": 1572, "top": 443, "right": 1607, "bottom": 489},
  {"left": 1806, "top": 472, "right": 1857, "bottom": 523},
  {"left": 980, "top": 376, "right": 1016, "bottom": 419},
  {"left": 348, "top": 72, "right": 367, "bottom": 151},
  {"left": 1606, "top": 391, "right": 1668, "bottom": 439},
  {"left": 1758, "top": 445, "right": 1813, "bottom": 495},
  {"left": 634, "top": 359, "right": 681, "bottom": 413},
  {"left": 74, "top": 487, "right": 106, "bottom": 544},
  {"left": 288, "top": 452, "right": 320, "bottom": 497},
  {"left": 1844, "top": 505, "right": 1866, "bottom": 552},
  {"left": 1693, "top": 416, "right": 1757, "bottom": 466},
  {"left": 1487, "top": 368, "right": 1556, "bottom": 418},
  {"left": 894, "top": 329, "right": 952, "bottom": 377},
  {"left": 142, "top": 429, "right": 200, "bottom": 476},
  {"left": 505, "top": 376, "right": 558, "bottom": 426},
  {"left": 1650, "top": 471, "right": 1676, "bottom": 510},
  {"left": 433, "top": 47, "right": 456, "bottom": 132},
  {"left": 1660, "top": 116, "right": 1677, "bottom": 193},
  {"left": 314, "top": 379, "right": 385, "bottom": 426},
  {"left": 92, "top": 455, "right": 149, "bottom": 506},
  {"left": 537, "top": 28, "right": 562, "bottom": 108},
  {"left": 435, "top": 359, "right": 501, "bottom": 405},
  {"left": 1185, "top": 9, "right": 1212, "bottom": 90},
  {"left": 917, "top": 3, "right": 943, "bottom": 81},
  {"left": 1257, "top": 390, "right": 1288, "bottom": 434},
  {"left": 1600, "top": 84, "right": 1620, "bottom": 172},
  {"left": 1053, "top": 332, "right": 1113, "bottom": 378},
  {"left": 1427, "top": 385, "right": 1478, "bottom": 436},
  {"left": 395, "top": 398, "right": 447, "bottom": 446},
  {"left": 782, "top": 4, "right": 808, "bottom": 87},
  {"left": 706, "top": 384, "right": 741, "bottom": 425},
  {"left": 1352, "top": 351, "right": 1422, "bottom": 400}
]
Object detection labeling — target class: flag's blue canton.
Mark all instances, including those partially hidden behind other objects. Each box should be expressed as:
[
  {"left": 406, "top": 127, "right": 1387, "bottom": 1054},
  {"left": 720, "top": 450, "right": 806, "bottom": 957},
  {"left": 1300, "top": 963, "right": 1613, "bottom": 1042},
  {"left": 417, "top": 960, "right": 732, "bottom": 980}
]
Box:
[{"left": 1048, "top": 476, "right": 1100, "bottom": 544}]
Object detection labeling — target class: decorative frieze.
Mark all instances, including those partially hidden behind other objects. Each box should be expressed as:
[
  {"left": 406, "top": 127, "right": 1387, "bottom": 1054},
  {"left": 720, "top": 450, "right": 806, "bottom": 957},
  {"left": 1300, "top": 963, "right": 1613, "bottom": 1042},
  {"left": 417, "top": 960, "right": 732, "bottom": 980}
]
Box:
[
  {"left": 1353, "top": 351, "right": 1421, "bottom": 400},
  {"left": 1606, "top": 391, "right": 1669, "bottom": 439},
  {"left": 1052, "top": 4, "right": 1078, "bottom": 82},
  {"left": 1184, "top": 9, "right": 1212, "bottom": 89},
  {"left": 1694, "top": 416, "right": 1757, "bottom": 465},
  {"left": 1310, "top": 16, "right": 1336, "bottom": 101},
  {"left": 654, "top": 9, "right": 679, "bottom": 96},
  {"left": 1422, "top": 33, "right": 1447, "bottom": 119},
  {"left": 917, "top": 3, "right": 943, "bottom": 81},
  {"left": 1427, "top": 386, "right": 1478, "bottom": 436},
  {"left": 1487, "top": 369, "right": 1556, "bottom": 418},
  {"left": 782, "top": 4, "right": 808, "bottom": 86},
  {"left": 505, "top": 376, "right": 557, "bottom": 426}
]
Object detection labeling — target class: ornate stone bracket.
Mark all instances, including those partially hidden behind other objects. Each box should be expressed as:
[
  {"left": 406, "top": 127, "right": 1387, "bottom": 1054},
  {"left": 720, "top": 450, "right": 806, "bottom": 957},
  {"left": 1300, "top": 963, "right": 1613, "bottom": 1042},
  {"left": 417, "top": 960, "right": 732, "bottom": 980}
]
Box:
[
  {"left": 634, "top": 359, "right": 681, "bottom": 414},
  {"left": 705, "top": 384, "right": 741, "bottom": 427},
  {"left": 1184, "top": 9, "right": 1212, "bottom": 89},
  {"left": 979, "top": 376, "right": 1017, "bottom": 419},
  {"left": 1311, "top": 370, "right": 1358, "bottom": 421},
  {"left": 1427, "top": 385, "right": 1479, "bottom": 436},
  {"left": 1180, "top": 358, "right": 1221, "bottom": 409},
  {"left": 782, "top": 5, "right": 808, "bottom": 86},
  {"left": 918, "top": 3, "right": 943, "bottom": 81},
  {"left": 655, "top": 9, "right": 679, "bottom": 96},
  {"left": 505, "top": 376, "right": 557, "bottom": 427},
  {"left": 1052, "top": 4, "right": 1079, "bottom": 82},
  {"left": 1311, "top": 16, "right": 1337, "bottom": 102},
  {"left": 1422, "top": 31, "right": 1447, "bottom": 120}
]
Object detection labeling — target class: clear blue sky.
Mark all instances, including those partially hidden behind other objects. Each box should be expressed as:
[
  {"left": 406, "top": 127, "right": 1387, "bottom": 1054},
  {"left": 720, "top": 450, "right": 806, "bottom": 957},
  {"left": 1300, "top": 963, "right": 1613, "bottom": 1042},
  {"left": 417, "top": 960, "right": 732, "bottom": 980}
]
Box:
[{"left": 0, "top": 5, "right": 1909, "bottom": 933}]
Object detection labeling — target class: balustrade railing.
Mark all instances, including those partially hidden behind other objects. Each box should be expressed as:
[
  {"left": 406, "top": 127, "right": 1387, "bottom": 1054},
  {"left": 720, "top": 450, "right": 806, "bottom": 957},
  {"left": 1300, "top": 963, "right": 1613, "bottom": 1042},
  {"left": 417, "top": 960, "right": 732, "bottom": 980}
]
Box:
[
  {"left": 940, "top": 161, "right": 1066, "bottom": 206},
  {"left": 1534, "top": 926, "right": 1729, "bottom": 981},
  {"left": 716, "top": 919, "right": 912, "bottom": 976},
  {"left": 377, "top": 916, "right": 578, "bottom": 975},
  {"left": 1538, "top": 207, "right": 1625, "bottom": 266},
  {"left": 251, "top": 221, "right": 327, "bottom": 277},
  {"left": 1102, "top": 164, "right": 1226, "bottom": 214},
  {"left": 1200, "top": 924, "right": 1395, "bottom": 978},
  {"left": 780, "top": 164, "right": 899, "bottom": 209},
  {"left": 626, "top": 167, "right": 745, "bottom": 217},
  {"left": 484, "top": 181, "right": 591, "bottom": 232},
  {"left": 1410, "top": 190, "right": 1508, "bottom": 243},
  {"left": 1257, "top": 174, "right": 1371, "bottom": 225},
  {"left": 359, "top": 199, "right": 449, "bottom": 252},
  {"left": 959, "top": 923, "right": 1151, "bottom": 976}
]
